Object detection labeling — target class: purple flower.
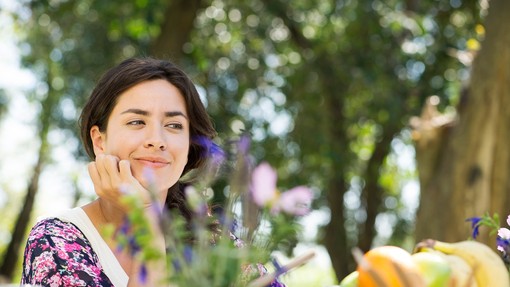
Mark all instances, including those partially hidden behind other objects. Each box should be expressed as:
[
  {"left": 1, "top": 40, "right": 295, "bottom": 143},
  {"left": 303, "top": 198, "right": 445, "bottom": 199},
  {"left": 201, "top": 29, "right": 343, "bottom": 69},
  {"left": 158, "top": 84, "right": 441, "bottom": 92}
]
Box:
[
  {"left": 251, "top": 162, "right": 314, "bottom": 216},
  {"left": 171, "top": 246, "right": 194, "bottom": 273},
  {"left": 497, "top": 236, "right": 510, "bottom": 264},
  {"left": 209, "top": 144, "right": 226, "bottom": 168},
  {"left": 496, "top": 215, "right": 510, "bottom": 263},
  {"left": 251, "top": 162, "right": 278, "bottom": 206},
  {"left": 183, "top": 245, "right": 194, "bottom": 263},
  {"left": 466, "top": 217, "right": 482, "bottom": 239},
  {"left": 116, "top": 217, "right": 134, "bottom": 253},
  {"left": 194, "top": 136, "right": 226, "bottom": 163},
  {"left": 271, "top": 258, "right": 288, "bottom": 277},
  {"left": 238, "top": 134, "right": 251, "bottom": 155},
  {"left": 129, "top": 236, "right": 141, "bottom": 255},
  {"left": 139, "top": 264, "right": 147, "bottom": 284},
  {"left": 276, "top": 186, "right": 313, "bottom": 216},
  {"left": 172, "top": 258, "right": 182, "bottom": 273},
  {"left": 193, "top": 136, "right": 226, "bottom": 186}
]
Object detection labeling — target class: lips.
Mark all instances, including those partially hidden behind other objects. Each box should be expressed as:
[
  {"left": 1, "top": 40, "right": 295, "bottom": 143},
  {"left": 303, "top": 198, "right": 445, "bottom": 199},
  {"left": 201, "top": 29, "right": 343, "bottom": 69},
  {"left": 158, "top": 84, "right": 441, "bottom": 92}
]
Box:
[{"left": 134, "top": 156, "right": 170, "bottom": 168}]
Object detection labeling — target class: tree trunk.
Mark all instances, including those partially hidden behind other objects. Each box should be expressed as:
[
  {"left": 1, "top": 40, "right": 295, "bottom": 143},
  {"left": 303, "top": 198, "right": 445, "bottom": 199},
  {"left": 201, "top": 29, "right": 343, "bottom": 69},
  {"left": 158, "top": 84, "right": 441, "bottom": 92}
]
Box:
[
  {"left": 414, "top": 0, "right": 510, "bottom": 244},
  {"left": 150, "top": 0, "right": 209, "bottom": 61},
  {"left": 0, "top": 152, "right": 44, "bottom": 279},
  {"left": 358, "top": 123, "right": 401, "bottom": 252},
  {"left": 324, "top": 174, "right": 350, "bottom": 281},
  {"left": 319, "top": 62, "right": 352, "bottom": 279}
]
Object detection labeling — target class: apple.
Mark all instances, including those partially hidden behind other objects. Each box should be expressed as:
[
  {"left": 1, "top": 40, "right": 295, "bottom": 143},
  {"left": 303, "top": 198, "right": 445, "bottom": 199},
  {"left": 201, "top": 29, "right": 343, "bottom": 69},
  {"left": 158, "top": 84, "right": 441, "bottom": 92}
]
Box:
[
  {"left": 411, "top": 251, "right": 452, "bottom": 287},
  {"left": 338, "top": 270, "right": 358, "bottom": 287}
]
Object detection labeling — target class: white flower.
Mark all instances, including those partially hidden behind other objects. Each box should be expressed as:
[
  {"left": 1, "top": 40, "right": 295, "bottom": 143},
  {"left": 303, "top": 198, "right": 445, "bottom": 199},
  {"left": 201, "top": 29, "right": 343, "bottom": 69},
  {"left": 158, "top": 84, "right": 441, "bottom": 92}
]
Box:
[{"left": 498, "top": 227, "right": 510, "bottom": 239}]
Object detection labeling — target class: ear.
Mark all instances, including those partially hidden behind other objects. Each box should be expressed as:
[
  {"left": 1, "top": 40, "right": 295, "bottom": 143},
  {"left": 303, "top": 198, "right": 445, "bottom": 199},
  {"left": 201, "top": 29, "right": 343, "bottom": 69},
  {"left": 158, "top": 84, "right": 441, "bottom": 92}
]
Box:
[{"left": 90, "top": 125, "right": 106, "bottom": 156}]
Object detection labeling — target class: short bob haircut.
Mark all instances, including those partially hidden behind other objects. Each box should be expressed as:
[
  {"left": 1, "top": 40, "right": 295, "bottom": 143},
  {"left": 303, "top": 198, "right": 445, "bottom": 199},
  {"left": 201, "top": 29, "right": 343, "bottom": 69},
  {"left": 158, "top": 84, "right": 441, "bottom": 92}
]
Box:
[{"left": 79, "top": 57, "right": 216, "bottom": 176}]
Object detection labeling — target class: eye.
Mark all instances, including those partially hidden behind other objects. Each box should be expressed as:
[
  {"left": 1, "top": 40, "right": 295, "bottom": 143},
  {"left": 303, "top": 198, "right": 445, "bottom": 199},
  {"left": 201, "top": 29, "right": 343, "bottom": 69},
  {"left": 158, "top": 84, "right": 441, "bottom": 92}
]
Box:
[
  {"left": 127, "top": 120, "right": 145, "bottom": 126},
  {"left": 166, "top": 123, "right": 184, "bottom": 130}
]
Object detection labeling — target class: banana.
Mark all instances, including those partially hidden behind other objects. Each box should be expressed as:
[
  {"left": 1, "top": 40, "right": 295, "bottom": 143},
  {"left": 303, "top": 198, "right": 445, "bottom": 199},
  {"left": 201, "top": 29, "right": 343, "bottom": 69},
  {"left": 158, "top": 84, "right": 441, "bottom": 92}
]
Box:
[
  {"left": 416, "top": 239, "right": 510, "bottom": 287},
  {"left": 441, "top": 253, "right": 478, "bottom": 287}
]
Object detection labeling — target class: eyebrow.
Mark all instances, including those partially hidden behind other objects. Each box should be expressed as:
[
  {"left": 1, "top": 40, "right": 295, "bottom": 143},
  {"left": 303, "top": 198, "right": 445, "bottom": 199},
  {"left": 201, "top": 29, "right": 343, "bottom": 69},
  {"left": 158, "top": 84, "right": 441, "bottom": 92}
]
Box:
[{"left": 120, "top": 108, "right": 188, "bottom": 119}]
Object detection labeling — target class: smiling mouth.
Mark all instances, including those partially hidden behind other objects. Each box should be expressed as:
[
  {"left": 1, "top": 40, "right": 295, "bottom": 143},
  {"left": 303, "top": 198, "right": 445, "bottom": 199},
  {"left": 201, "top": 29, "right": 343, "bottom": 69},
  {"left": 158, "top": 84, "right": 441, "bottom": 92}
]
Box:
[{"left": 135, "top": 157, "right": 170, "bottom": 167}]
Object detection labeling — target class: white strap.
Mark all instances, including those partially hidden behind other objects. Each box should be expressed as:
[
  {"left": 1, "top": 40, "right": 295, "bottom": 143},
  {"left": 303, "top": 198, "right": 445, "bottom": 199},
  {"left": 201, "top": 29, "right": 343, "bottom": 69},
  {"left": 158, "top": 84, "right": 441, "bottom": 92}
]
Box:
[{"left": 54, "top": 207, "right": 129, "bottom": 287}]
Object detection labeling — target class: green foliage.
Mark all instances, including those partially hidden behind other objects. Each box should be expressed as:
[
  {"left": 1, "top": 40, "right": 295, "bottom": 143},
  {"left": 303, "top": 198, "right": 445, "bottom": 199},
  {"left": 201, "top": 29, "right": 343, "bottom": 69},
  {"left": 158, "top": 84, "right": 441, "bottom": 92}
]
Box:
[
  {"left": 5, "top": 0, "right": 487, "bottom": 281},
  {"left": 469, "top": 212, "right": 501, "bottom": 238},
  {"left": 181, "top": 0, "right": 485, "bottom": 278}
]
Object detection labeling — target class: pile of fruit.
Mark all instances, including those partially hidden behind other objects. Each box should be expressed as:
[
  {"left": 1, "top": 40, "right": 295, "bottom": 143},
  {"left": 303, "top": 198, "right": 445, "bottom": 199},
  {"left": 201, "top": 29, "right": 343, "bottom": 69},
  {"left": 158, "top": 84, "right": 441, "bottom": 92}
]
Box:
[{"left": 338, "top": 239, "right": 510, "bottom": 287}]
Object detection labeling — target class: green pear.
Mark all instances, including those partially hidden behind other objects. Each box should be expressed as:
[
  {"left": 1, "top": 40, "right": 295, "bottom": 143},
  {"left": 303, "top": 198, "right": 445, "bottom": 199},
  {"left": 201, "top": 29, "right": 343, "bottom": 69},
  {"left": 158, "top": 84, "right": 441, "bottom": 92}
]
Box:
[
  {"left": 338, "top": 270, "right": 358, "bottom": 287},
  {"left": 411, "top": 251, "right": 452, "bottom": 287}
]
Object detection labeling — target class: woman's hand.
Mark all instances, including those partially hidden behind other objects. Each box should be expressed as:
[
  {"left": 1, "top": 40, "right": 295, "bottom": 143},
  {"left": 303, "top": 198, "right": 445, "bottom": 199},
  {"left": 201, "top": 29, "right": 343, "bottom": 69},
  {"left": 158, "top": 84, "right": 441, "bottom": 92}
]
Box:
[
  {"left": 87, "top": 154, "right": 155, "bottom": 212},
  {"left": 89, "top": 154, "right": 168, "bottom": 286}
]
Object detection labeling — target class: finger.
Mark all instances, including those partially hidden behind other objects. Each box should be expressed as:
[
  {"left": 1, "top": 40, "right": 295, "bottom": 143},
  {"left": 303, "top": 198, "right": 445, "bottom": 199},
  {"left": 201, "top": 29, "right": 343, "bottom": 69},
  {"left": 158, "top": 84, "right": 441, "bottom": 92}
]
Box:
[
  {"left": 119, "top": 160, "right": 145, "bottom": 191},
  {"left": 94, "top": 154, "right": 110, "bottom": 188},
  {"left": 95, "top": 154, "right": 119, "bottom": 190},
  {"left": 87, "top": 162, "right": 104, "bottom": 197},
  {"left": 103, "top": 155, "right": 122, "bottom": 187},
  {"left": 119, "top": 160, "right": 151, "bottom": 203},
  {"left": 118, "top": 160, "right": 132, "bottom": 181},
  {"left": 87, "top": 161, "right": 100, "bottom": 186}
]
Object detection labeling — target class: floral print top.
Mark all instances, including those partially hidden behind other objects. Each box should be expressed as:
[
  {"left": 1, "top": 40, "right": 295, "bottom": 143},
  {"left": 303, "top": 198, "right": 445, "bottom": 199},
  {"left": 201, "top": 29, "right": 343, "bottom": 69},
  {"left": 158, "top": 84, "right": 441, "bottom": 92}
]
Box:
[
  {"left": 21, "top": 218, "right": 114, "bottom": 286},
  {"left": 21, "top": 216, "right": 286, "bottom": 287}
]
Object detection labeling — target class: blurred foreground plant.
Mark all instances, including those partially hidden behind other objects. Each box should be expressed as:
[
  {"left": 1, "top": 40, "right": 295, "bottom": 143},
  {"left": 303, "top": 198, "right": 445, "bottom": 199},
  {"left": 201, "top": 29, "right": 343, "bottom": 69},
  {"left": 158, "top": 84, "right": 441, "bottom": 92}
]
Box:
[{"left": 115, "top": 134, "right": 314, "bottom": 286}]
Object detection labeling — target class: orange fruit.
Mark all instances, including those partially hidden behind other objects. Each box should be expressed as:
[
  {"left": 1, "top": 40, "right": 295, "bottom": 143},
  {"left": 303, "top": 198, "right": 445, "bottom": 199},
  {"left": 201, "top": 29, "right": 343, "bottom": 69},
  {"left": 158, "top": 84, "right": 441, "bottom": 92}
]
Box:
[{"left": 357, "top": 245, "right": 426, "bottom": 287}]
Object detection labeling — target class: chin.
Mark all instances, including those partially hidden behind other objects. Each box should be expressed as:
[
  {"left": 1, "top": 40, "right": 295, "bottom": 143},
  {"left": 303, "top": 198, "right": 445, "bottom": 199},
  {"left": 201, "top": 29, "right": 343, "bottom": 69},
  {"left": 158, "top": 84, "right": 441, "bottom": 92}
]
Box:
[
  {"left": 139, "top": 179, "right": 165, "bottom": 192},
  {"left": 134, "top": 168, "right": 179, "bottom": 194}
]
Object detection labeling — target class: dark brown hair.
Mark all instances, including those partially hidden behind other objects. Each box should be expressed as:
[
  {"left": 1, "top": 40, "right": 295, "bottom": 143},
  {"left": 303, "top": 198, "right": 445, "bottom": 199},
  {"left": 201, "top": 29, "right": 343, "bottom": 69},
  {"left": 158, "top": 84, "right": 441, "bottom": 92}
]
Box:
[
  {"left": 79, "top": 57, "right": 216, "bottom": 173},
  {"left": 79, "top": 57, "right": 217, "bottom": 229}
]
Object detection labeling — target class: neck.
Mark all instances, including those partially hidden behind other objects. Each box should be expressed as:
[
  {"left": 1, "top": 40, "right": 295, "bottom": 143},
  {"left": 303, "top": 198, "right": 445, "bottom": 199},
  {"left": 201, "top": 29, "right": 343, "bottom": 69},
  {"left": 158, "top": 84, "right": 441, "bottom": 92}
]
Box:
[{"left": 97, "top": 198, "right": 125, "bottom": 226}]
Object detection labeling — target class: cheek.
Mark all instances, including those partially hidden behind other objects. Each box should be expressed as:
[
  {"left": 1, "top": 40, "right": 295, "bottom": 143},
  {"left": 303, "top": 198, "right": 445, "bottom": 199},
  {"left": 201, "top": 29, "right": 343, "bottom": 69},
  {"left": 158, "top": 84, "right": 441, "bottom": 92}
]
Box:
[
  {"left": 170, "top": 135, "right": 190, "bottom": 152},
  {"left": 102, "top": 130, "right": 137, "bottom": 157},
  {"left": 173, "top": 139, "right": 190, "bottom": 164},
  {"left": 104, "top": 140, "right": 134, "bottom": 160}
]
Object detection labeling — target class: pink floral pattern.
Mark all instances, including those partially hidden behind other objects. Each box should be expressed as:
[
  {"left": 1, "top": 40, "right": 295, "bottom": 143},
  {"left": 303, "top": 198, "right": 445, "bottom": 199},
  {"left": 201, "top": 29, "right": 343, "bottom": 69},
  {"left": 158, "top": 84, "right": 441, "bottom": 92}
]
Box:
[{"left": 21, "top": 218, "right": 114, "bottom": 286}]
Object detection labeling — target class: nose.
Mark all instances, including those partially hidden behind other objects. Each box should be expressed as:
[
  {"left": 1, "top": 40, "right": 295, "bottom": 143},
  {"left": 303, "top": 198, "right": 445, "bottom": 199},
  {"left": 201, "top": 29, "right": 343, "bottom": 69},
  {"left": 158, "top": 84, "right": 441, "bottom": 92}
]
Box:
[{"left": 144, "top": 126, "right": 167, "bottom": 150}]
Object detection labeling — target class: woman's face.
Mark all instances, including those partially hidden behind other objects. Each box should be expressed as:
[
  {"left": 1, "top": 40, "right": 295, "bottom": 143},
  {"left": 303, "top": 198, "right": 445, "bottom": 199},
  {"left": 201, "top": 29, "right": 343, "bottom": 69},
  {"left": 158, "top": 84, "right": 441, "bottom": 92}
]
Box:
[{"left": 92, "top": 79, "right": 190, "bottom": 194}]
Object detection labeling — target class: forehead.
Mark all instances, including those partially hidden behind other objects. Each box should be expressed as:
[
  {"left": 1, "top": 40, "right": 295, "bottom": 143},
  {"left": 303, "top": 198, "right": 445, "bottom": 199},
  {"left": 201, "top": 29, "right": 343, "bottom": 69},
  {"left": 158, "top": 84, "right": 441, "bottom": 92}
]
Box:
[{"left": 112, "top": 79, "right": 187, "bottom": 114}]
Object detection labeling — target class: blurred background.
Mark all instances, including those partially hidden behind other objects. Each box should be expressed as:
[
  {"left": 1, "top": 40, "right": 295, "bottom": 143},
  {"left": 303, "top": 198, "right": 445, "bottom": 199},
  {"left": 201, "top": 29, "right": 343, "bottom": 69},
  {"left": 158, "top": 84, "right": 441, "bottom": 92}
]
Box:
[{"left": 1, "top": 0, "right": 509, "bottom": 286}]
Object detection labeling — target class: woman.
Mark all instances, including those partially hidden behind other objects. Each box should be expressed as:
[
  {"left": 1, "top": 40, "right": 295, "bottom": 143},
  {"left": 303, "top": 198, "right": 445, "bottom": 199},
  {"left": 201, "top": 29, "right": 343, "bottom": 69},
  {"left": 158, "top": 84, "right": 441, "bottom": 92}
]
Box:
[{"left": 21, "top": 57, "right": 217, "bottom": 286}]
